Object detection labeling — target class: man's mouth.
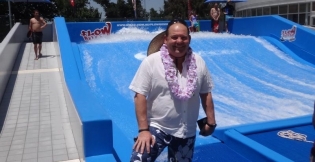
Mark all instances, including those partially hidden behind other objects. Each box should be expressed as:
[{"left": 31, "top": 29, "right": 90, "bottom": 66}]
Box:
[{"left": 175, "top": 46, "right": 185, "bottom": 50}]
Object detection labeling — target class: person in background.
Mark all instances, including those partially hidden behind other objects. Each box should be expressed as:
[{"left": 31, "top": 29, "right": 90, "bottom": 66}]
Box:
[
  {"left": 222, "top": 0, "right": 235, "bottom": 33},
  {"left": 189, "top": 10, "right": 199, "bottom": 32},
  {"left": 210, "top": 3, "right": 220, "bottom": 33},
  {"left": 129, "top": 18, "right": 216, "bottom": 161},
  {"left": 29, "top": 9, "right": 47, "bottom": 60}
]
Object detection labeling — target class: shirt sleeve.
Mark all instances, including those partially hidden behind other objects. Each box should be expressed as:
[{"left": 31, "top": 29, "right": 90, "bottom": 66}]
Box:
[
  {"left": 199, "top": 58, "right": 213, "bottom": 94},
  {"left": 129, "top": 58, "right": 152, "bottom": 96}
]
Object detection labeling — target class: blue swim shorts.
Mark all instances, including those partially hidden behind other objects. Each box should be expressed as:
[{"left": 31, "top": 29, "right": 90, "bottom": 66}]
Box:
[{"left": 193, "top": 23, "right": 199, "bottom": 28}]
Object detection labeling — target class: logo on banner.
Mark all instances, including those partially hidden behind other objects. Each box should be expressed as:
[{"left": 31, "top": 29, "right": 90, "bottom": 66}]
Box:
[
  {"left": 80, "top": 22, "right": 112, "bottom": 41},
  {"left": 280, "top": 25, "right": 297, "bottom": 42}
]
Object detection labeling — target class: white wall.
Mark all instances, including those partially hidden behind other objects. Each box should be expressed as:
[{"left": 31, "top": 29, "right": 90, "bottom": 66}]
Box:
[
  {"left": 0, "top": 23, "right": 26, "bottom": 103},
  {"left": 236, "top": 0, "right": 314, "bottom": 10}
]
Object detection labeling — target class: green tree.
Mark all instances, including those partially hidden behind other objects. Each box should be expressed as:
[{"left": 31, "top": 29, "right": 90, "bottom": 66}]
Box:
[
  {"left": 191, "top": 0, "right": 211, "bottom": 19},
  {"left": 163, "top": 0, "right": 187, "bottom": 20},
  {"left": 104, "top": 2, "right": 119, "bottom": 19},
  {"left": 52, "top": 0, "right": 100, "bottom": 21},
  {"left": 149, "top": 8, "right": 159, "bottom": 18},
  {"left": 147, "top": 8, "right": 164, "bottom": 20},
  {"left": 0, "top": 0, "right": 101, "bottom": 24},
  {"left": 163, "top": 0, "right": 209, "bottom": 20},
  {"left": 94, "top": 0, "right": 146, "bottom": 20}
]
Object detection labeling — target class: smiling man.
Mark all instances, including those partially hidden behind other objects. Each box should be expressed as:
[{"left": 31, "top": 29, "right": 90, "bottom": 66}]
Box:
[{"left": 129, "top": 19, "right": 216, "bottom": 162}]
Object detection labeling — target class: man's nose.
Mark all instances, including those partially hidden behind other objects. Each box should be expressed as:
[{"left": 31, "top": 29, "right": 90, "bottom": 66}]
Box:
[{"left": 176, "top": 37, "right": 184, "bottom": 42}]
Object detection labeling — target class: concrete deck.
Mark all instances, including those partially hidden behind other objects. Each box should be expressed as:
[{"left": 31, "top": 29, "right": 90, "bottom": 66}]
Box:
[{"left": 0, "top": 42, "right": 82, "bottom": 162}]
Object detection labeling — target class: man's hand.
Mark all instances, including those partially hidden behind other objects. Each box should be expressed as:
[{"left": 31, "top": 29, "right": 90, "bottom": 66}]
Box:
[
  {"left": 133, "top": 131, "right": 156, "bottom": 154},
  {"left": 199, "top": 124, "right": 215, "bottom": 136}
]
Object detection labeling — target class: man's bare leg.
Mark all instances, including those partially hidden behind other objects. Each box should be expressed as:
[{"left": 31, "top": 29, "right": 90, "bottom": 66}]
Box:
[
  {"left": 34, "top": 44, "right": 39, "bottom": 60},
  {"left": 39, "top": 44, "right": 42, "bottom": 57}
]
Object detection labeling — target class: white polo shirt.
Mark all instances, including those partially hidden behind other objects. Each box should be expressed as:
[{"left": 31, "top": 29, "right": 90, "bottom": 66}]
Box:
[{"left": 129, "top": 51, "right": 213, "bottom": 138}]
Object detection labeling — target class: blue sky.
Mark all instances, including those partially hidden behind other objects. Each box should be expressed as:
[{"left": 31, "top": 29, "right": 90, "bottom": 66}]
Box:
[
  {"left": 89, "top": 0, "right": 164, "bottom": 19},
  {"left": 136, "top": 0, "right": 164, "bottom": 11}
]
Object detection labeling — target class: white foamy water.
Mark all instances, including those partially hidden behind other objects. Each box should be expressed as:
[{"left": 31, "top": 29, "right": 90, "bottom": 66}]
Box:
[
  {"left": 86, "top": 27, "right": 252, "bottom": 44},
  {"left": 87, "top": 27, "right": 164, "bottom": 44},
  {"left": 253, "top": 37, "right": 315, "bottom": 71},
  {"left": 82, "top": 50, "right": 96, "bottom": 89},
  {"left": 134, "top": 52, "right": 147, "bottom": 61}
]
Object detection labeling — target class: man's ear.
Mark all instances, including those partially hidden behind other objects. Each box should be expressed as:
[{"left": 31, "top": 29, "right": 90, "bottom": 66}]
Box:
[{"left": 164, "top": 34, "right": 167, "bottom": 44}]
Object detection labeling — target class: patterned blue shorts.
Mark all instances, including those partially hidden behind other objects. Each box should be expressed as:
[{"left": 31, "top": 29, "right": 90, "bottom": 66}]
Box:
[{"left": 130, "top": 126, "right": 196, "bottom": 162}]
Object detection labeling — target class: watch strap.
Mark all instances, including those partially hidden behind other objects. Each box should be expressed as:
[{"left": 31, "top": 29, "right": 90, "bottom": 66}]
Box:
[
  {"left": 206, "top": 122, "right": 217, "bottom": 128},
  {"left": 138, "top": 128, "right": 150, "bottom": 133}
]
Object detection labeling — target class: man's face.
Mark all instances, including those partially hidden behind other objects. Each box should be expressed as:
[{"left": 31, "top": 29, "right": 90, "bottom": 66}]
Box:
[
  {"left": 214, "top": 3, "right": 218, "bottom": 7},
  {"left": 34, "top": 11, "right": 39, "bottom": 17},
  {"left": 164, "top": 23, "right": 190, "bottom": 58}
]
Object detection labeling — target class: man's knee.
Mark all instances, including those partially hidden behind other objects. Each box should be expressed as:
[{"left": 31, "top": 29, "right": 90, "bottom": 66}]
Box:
[{"left": 130, "top": 140, "right": 161, "bottom": 161}]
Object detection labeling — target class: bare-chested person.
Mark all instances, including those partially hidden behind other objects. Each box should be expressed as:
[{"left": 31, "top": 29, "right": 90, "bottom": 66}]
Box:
[
  {"left": 29, "top": 9, "right": 47, "bottom": 60},
  {"left": 210, "top": 3, "right": 220, "bottom": 33}
]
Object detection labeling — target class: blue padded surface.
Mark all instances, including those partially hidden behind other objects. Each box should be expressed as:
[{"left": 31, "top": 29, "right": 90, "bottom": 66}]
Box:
[
  {"left": 247, "top": 124, "right": 314, "bottom": 162},
  {"left": 193, "top": 143, "right": 250, "bottom": 162},
  {"left": 85, "top": 154, "right": 117, "bottom": 162}
]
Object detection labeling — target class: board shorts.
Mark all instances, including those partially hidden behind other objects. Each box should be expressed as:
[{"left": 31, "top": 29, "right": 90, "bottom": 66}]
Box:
[
  {"left": 211, "top": 20, "right": 219, "bottom": 33},
  {"left": 193, "top": 22, "right": 199, "bottom": 28},
  {"left": 130, "top": 126, "right": 196, "bottom": 162},
  {"left": 32, "top": 32, "right": 43, "bottom": 44}
]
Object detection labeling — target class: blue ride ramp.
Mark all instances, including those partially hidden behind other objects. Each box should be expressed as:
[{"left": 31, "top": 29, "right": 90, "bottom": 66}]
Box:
[
  {"left": 247, "top": 124, "right": 314, "bottom": 161},
  {"left": 214, "top": 115, "right": 313, "bottom": 161},
  {"left": 54, "top": 17, "right": 117, "bottom": 161},
  {"left": 75, "top": 34, "right": 315, "bottom": 161},
  {"left": 53, "top": 15, "right": 315, "bottom": 161}
]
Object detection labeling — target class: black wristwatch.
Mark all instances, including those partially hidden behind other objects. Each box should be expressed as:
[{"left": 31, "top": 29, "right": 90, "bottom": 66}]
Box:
[
  {"left": 206, "top": 123, "right": 217, "bottom": 128},
  {"left": 138, "top": 128, "right": 150, "bottom": 133}
]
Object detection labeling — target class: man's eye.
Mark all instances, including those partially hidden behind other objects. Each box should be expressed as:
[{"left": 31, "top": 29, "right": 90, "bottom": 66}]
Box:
[
  {"left": 181, "top": 37, "right": 188, "bottom": 40},
  {"left": 171, "top": 36, "right": 188, "bottom": 40},
  {"left": 171, "top": 36, "right": 178, "bottom": 40}
]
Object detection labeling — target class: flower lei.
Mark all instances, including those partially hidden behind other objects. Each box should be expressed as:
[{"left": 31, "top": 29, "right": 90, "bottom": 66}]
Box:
[{"left": 160, "top": 44, "right": 197, "bottom": 100}]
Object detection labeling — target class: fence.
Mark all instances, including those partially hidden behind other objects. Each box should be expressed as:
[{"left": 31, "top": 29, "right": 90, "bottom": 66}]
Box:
[{"left": 0, "top": 15, "right": 12, "bottom": 43}]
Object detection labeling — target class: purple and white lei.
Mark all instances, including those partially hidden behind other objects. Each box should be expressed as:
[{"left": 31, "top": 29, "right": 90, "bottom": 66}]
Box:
[{"left": 160, "top": 44, "right": 197, "bottom": 100}]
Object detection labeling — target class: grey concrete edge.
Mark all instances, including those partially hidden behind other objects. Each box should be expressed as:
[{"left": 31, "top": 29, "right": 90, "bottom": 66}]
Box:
[
  {"left": 53, "top": 20, "right": 85, "bottom": 162},
  {"left": 0, "top": 23, "right": 24, "bottom": 103}
]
